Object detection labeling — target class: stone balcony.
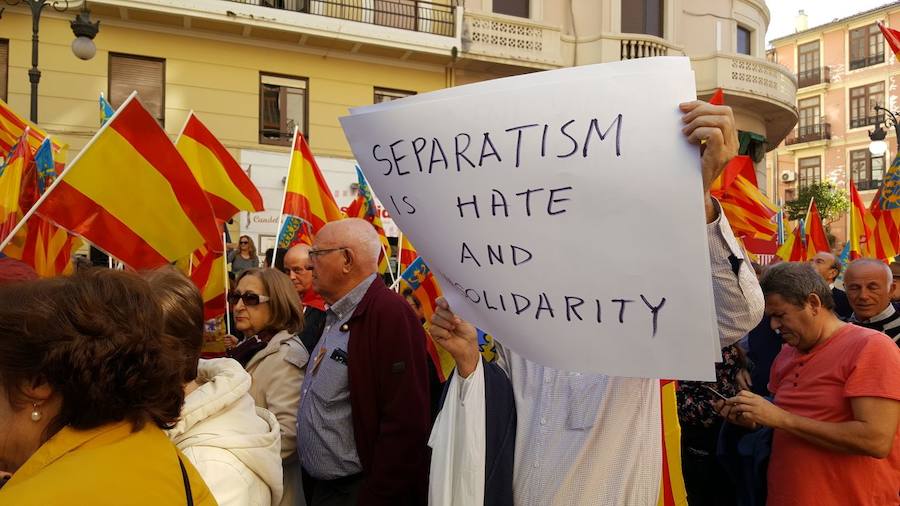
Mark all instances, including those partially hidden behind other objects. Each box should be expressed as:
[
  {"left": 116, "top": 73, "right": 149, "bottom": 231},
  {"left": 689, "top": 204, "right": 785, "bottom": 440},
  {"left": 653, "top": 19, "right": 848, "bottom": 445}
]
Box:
[
  {"left": 460, "top": 11, "right": 565, "bottom": 69},
  {"left": 692, "top": 53, "right": 798, "bottom": 146}
]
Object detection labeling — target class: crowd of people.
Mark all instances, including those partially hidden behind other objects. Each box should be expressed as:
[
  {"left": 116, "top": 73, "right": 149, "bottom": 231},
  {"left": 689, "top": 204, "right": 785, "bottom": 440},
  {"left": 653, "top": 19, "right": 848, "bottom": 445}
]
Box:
[{"left": 0, "top": 101, "right": 898, "bottom": 506}]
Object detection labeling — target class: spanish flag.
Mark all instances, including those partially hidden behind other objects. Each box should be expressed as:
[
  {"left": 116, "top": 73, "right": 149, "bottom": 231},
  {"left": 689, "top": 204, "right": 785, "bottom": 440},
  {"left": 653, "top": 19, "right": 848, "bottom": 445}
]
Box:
[
  {"left": 657, "top": 379, "right": 688, "bottom": 506},
  {"left": 0, "top": 99, "right": 66, "bottom": 170},
  {"left": 189, "top": 242, "right": 227, "bottom": 319},
  {"left": 282, "top": 128, "right": 343, "bottom": 235},
  {"left": 878, "top": 22, "right": 900, "bottom": 62},
  {"left": 34, "top": 93, "right": 220, "bottom": 269},
  {"left": 176, "top": 112, "right": 264, "bottom": 221},
  {"left": 804, "top": 199, "right": 830, "bottom": 259},
  {"left": 775, "top": 222, "right": 807, "bottom": 261},
  {"left": 346, "top": 166, "right": 391, "bottom": 274},
  {"left": 848, "top": 180, "right": 873, "bottom": 260}
]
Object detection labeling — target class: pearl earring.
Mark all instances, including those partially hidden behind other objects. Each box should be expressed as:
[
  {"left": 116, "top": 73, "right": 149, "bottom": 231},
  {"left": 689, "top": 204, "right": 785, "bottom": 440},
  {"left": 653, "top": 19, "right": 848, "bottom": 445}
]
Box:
[{"left": 31, "top": 403, "right": 42, "bottom": 422}]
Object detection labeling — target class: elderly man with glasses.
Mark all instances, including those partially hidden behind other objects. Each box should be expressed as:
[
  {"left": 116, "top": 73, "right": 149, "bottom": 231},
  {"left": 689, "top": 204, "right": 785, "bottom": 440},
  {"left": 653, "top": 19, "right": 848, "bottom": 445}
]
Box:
[{"left": 296, "top": 218, "right": 431, "bottom": 506}]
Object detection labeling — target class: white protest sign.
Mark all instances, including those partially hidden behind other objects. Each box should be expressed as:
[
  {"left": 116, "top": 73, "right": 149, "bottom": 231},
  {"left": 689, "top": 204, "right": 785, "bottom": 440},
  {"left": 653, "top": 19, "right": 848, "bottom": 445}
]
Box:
[{"left": 341, "top": 57, "right": 717, "bottom": 380}]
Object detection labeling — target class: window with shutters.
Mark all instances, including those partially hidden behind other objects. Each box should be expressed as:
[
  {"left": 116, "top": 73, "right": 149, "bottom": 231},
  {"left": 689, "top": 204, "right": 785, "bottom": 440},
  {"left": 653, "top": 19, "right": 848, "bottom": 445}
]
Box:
[
  {"left": 0, "top": 40, "right": 7, "bottom": 102},
  {"left": 850, "top": 149, "right": 885, "bottom": 191},
  {"left": 108, "top": 53, "right": 165, "bottom": 125},
  {"left": 798, "top": 157, "right": 821, "bottom": 189},
  {"left": 259, "top": 73, "right": 308, "bottom": 146},
  {"left": 621, "top": 0, "right": 663, "bottom": 38},
  {"left": 374, "top": 87, "right": 415, "bottom": 104},
  {"left": 850, "top": 23, "right": 884, "bottom": 70}
]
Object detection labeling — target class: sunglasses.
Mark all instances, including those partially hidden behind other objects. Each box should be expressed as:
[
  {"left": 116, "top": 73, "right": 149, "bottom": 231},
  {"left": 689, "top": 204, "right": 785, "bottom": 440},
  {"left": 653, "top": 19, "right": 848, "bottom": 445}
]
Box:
[
  {"left": 239, "top": 241, "right": 249, "bottom": 245},
  {"left": 227, "top": 291, "right": 270, "bottom": 306}
]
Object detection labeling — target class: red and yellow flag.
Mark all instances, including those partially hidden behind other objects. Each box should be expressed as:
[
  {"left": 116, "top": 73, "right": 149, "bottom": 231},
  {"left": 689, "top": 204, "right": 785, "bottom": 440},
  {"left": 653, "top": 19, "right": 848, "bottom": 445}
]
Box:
[
  {"left": 868, "top": 186, "right": 900, "bottom": 260},
  {"left": 710, "top": 155, "right": 778, "bottom": 240},
  {"left": 189, "top": 244, "right": 227, "bottom": 319},
  {"left": 35, "top": 94, "right": 220, "bottom": 269},
  {"left": 878, "top": 22, "right": 900, "bottom": 61},
  {"left": 0, "top": 99, "right": 67, "bottom": 170},
  {"left": 775, "top": 222, "right": 807, "bottom": 261},
  {"left": 657, "top": 379, "right": 688, "bottom": 506},
  {"left": 848, "top": 180, "right": 873, "bottom": 260},
  {"left": 804, "top": 199, "right": 830, "bottom": 259},
  {"left": 176, "top": 112, "right": 264, "bottom": 221},
  {"left": 346, "top": 166, "right": 391, "bottom": 274},
  {"left": 282, "top": 130, "right": 343, "bottom": 235},
  {"left": 399, "top": 233, "right": 418, "bottom": 272},
  {"left": 0, "top": 135, "right": 32, "bottom": 243}
]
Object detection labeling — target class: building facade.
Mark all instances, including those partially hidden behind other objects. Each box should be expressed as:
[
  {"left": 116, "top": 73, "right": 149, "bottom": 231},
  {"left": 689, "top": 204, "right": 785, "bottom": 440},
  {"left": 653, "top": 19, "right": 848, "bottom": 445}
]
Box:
[
  {"left": 0, "top": 0, "right": 794, "bottom": 251},
  {"left": 767, "top": 3, "right": 900, "bottom": 246}
]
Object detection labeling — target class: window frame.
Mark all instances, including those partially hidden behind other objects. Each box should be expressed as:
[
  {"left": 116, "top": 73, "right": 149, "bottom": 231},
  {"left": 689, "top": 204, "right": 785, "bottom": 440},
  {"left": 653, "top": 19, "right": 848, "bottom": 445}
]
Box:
[
  {"left": 849, "top": 23, "right": 885, "bottom": 70},
  {"left": 797, "top": 40, "right": 821, "bottom": 87},
  {"left": 849, "top": 82, "right": 884, "bottom": 129},
  {"left": 736, "top": 25, "right": 752, "bottom": 56},
  {"left": 620, "top": 0, "right": 664, "bottom": 38},
  {"left": 798, "top": 156, "right": 821, "bottom": 190},
  {"left": 492, "top": 0, "right": 530, "bottom": 19},
  {"left": 374, "top": 87, "right": 416, "bottom": 104},
  {"left": 0, "top": 39, "right": 8, "bottom": 102},
  {"left": 108, "top": 52, "right": 166, "bottom": 126},
  {"left": 258, "top": 72, "right": 309, "bottom": 147},
  {"left": 797, "top": 96, "right": 821, "bottom": 139},
  {"left": 850, "top": 149, "right": 885, "bottom": 191}
]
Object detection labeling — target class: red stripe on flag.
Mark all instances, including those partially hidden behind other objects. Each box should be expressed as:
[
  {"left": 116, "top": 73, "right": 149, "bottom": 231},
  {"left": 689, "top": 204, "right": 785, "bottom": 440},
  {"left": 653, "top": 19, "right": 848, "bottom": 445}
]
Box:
[
  {"left": 284, "top": 191, "right": 328, "bottom": 231},
  {"left": 36, "top": 181, "right": 170, "bottom": 267},
  {"left": 207, "top": 193, "right": 241, "bottom": 224},
  {"left": 110, "top": 101, "right": 220, "bottom": 249},
  {"left": 182, "top": 116, "right": 264, "bottom": 211},
  {"left": 204, "top": 293, "right": 226, "bottom": 320}
]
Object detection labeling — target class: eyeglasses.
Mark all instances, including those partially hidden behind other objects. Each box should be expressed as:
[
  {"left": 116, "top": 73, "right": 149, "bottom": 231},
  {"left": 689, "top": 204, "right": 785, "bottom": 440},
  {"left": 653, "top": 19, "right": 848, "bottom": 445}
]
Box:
[
  {"left": 227, "top": 291, "right": 270, "bottom": 306},
  {"left": 239, "top": 241, "right": 249, "bottom": 245},
  {"left": 308, "top": 246, "right": 349, "bottom": 260}
]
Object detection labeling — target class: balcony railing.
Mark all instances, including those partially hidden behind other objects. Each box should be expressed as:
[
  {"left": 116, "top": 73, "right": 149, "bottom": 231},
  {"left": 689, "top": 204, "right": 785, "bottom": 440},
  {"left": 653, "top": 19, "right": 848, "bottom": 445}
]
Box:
[
  {"left": 226, "top": 0, "right": 456, "bottom": 37},
  {"left": 855, "top": 178, "right": 883, "bottom": 191},
  {"left": 850, "top": 53, "right": 885, "bottom": 70},
  {"left": 797, "top": 66, "right": 830, "bottom": 88},
  {"left": 785, "top": 121, "right": 831, "bottom": 145},
  {"left": 620, "top": 36, "right": 681, "bottom": 60},
  {"left": 850, "top": 115, "right": 880, "bottom": 129}
]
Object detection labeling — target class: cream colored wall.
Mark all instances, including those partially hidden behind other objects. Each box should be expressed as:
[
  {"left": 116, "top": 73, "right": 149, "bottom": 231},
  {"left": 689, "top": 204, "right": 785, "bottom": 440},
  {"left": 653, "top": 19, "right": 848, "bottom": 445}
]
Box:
[{"left": 2, "top": 10, "right": 446, "bottom": 157}]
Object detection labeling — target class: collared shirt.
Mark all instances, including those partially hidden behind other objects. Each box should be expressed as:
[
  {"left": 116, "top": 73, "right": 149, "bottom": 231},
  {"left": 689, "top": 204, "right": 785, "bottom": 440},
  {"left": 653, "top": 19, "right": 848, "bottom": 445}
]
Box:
[
  {"left": 850, "top": 303, "right": 900, "bottom": 343},
  {"left": 297, "top": 273, "right": 376, "bottom": 479},
  {"left": 448, "top": 208, "right": 764, "bottom": 505}
]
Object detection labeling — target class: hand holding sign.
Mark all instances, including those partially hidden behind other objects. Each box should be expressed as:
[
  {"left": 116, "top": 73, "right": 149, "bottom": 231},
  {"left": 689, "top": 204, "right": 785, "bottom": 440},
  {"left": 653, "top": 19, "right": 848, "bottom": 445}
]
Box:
[{"left": 679, "top": 100, "right": 740, "bottom": 222}]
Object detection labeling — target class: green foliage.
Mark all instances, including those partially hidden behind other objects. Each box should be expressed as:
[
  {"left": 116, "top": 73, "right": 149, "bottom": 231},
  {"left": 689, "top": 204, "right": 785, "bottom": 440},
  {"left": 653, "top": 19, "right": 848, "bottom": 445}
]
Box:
[{"left": 785, "top": 182, "right": 850, "bottom": 223}]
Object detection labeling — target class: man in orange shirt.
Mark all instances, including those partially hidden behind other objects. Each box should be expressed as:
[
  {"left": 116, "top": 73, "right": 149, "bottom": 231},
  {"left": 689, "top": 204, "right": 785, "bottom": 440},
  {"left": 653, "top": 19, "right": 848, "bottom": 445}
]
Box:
[{"left": 721, "top": 262, "right": 900, "bottom": 506}]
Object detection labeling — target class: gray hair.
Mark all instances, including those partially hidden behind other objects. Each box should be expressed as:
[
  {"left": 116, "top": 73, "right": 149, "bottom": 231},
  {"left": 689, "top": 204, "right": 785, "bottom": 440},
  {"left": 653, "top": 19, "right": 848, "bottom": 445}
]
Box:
[
  {"left": 326, "top": 218, "right": 381, "bottom": 269},
  {"left": 846, "top": 258, "right": 892, "bottom": 286},
  {"left": 760, "top": 262, "right": 835, "bottom": 310}
]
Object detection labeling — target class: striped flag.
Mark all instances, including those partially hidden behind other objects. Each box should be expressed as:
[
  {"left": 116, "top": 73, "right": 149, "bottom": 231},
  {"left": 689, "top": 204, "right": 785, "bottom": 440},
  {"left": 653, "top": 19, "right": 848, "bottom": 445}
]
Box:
[
  {"left": 869, "top": 160, "right": 900, "bottom": 260},
  {"left": 657, "top": 379, "right": 688, "bottom": 506},
  {"left": 346, "top": 165, "right": 391, "bottom": 274},
  {"left": 0, "top": 134, "right": 33, "bottom": 243},
  {"left": 280, "top": 129, "right": 343, "bottom": 237},
  {"left": 804, "top": 199, "right": 830, "bottom": 259},
  {"left": 0, "top": 99, "right": 66, "bottom": 170},
  {"left": 848, "top": 179, "right": 873, "bottom": 259},
  {"left": 99, "top": 93, "right": 115, "bottom": 126},
  {"left": 398, "top": 233, "right": 419, "bottom": 272},
  {"left": 32, "top": 93, "right": 220, "bottom": 269},
  {"left": 176, "top": 112, "right": 264, "bottom": 221},
  {"left": 775, "top": 222, "right": 807, "bottom": 261},
  {"left": 189, "top": 242, "right": 227, "bottom": 319},
  {"left": 878, "top": 22, "right": 900, "bottom": 61},
  {"left": 709, "top": 155, "right": 778, "bottom": 240},
  {"left": 880, "top": 150, "right": 900, "bottom": 210}
]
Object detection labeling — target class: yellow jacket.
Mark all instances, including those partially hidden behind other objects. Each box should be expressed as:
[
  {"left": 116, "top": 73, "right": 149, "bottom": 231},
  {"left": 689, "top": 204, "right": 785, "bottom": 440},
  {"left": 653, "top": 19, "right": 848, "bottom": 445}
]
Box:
[{"left": 0, "top": 420, "right": 217, "bottom": 505}]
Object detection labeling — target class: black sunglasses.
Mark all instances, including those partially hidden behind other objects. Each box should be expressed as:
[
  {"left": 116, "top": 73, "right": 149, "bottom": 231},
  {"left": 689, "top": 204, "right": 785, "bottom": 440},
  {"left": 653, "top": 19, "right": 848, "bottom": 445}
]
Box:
[
  {"left": 239, "top": 241, "right": 249, "bottom": 245},
  {"left": 227, "top": 291, "right": 270, "bottom": 306}
]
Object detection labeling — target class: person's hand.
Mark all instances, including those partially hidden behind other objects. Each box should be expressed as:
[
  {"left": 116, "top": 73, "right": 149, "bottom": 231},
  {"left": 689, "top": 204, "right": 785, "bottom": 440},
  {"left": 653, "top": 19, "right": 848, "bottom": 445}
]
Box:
[
  {"left": 736, "top": 368, "right": 753, "bottom": 392},
  {"left": 715, "top": 398, "right": 759, "bottom": 430},
  {"left": 223, "top": 334, "right": 239, "bottom": 351},
  {"left": 430, "top": 297, "right": 481, "bottom": 378},
  {"left": 724, "top": 390, "right": 790, "bottom": 429},
  {"left": 679, "top": 100, "right": 739, "bottom": 222}
]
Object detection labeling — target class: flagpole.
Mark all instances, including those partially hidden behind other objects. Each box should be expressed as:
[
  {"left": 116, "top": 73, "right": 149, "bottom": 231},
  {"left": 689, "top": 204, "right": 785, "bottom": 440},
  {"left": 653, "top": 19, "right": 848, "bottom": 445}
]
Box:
[
  {"left": 173, "top": 109, "right": 193, "bottom": 146},
  {"left": 382, "top": 242, "right": 397, "bottom": 285},
  {"left": 272, "top": 125, "right": 298, "bottom": 270},
  {"left": 223, "top": 231, "right": 232, "bottom": 336},
  {"left": 0, "top": 92, "right": 139, "bottom": 253},
  {"left": 397, "top": 231, "right": 403, "bottom": 270}
]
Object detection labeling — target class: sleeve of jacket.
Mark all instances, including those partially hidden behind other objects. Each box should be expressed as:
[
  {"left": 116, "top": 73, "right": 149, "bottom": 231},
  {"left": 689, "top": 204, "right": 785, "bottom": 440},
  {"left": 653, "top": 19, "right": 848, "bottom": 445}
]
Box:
[
  {"left": 708, "top": 200, "right": 765, "bottom": 347},
  {"left": 183, "top": 447, "right": 262, "bottom": 506},
  {"left": 359, "top": 296, "right": 432, "bottom": 504},
  {"left": 265, "top": 341, "right": 308, "bottom": 460}
]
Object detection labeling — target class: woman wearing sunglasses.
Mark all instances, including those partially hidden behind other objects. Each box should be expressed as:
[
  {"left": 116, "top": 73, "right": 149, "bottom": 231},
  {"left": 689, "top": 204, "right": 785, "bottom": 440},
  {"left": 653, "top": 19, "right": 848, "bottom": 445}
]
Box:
[
  {"left": 228, "top": 235, "right": 260, "bottom": 277},
  {"left": 227, "top": 268, "right": 307, "bottom": 506}
]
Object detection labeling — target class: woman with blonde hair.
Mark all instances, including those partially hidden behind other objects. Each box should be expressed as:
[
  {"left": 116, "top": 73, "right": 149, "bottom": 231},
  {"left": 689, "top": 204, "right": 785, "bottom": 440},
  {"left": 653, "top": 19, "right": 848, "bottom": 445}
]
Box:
[
  {"left": 228, "top": 267, "right": 307, "bottom": 506},
  {"left": 228, "top": 235, "right": 259, "bottom": 277}
]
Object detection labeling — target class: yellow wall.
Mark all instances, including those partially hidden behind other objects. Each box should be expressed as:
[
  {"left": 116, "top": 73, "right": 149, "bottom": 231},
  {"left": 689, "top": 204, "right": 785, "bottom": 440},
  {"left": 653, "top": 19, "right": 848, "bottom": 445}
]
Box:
[{"left": 2, "top": 11, "right": 447, "bottom": 158}]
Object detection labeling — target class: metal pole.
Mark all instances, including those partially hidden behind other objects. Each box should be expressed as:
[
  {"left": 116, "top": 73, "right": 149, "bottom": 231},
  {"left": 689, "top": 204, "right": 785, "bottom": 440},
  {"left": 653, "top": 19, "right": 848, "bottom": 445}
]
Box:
[{"left": 28, "top": 1, "right": 45, "bottom": 122}]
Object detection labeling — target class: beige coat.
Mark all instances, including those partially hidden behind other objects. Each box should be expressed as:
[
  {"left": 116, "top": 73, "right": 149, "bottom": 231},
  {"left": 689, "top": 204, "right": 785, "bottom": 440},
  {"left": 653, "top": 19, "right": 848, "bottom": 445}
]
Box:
[{"left": 245, "top": 330, "right": 309, "bottom": 506}]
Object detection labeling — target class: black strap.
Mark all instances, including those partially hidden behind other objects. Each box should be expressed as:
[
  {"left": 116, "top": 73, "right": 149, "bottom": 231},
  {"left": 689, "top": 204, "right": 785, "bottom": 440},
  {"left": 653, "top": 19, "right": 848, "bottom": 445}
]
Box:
[{"left": 178, "top": 455, "right": 194, "bottom": 506}]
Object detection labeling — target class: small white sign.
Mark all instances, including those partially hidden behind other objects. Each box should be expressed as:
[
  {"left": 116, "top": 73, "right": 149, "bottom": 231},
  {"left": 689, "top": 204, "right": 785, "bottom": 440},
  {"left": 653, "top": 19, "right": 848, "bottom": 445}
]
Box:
[{"left": 341, "top": 57, "right": 717, "bottom": 380}]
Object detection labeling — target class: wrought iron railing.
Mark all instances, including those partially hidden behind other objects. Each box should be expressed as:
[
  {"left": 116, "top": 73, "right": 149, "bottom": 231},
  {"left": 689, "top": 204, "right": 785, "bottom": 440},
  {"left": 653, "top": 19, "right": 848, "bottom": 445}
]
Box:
[
  {"left": 849, "top": 53, "right": 884, "bottom": 70},
  {"left": 797, "top": 66, "right": 830, "bottom": 88},
  {"left": 225, "top": 0, "right": 456, "bottom": 37},
  {"left": 785, "top": 121, "right": 831, "bottom": 145}
]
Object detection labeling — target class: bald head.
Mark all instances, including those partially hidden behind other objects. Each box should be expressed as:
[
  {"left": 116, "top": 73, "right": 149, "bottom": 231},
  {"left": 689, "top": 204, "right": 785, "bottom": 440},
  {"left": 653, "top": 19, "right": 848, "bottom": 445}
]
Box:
[
  {"left": 844, "top": 258, "right": 895, "bottom": 320},
  {"left": 284, "top": 244, "right": 314, "bottom": 294},
  {"left": 311, "top": 219, "right": 381, "bottom": 304},
  {"left": 810, "top": 252, "right": 840, "bottom": 284}
]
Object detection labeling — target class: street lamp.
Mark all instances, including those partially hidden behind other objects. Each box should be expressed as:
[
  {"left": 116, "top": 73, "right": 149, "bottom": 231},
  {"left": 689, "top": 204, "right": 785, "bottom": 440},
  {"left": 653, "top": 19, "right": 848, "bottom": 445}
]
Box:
[
  {"left": 1, "top": 0, "right": 100, "bottom": 122},
  {"left": 869, "top": 104, "right": 900, "bottom": 157}
]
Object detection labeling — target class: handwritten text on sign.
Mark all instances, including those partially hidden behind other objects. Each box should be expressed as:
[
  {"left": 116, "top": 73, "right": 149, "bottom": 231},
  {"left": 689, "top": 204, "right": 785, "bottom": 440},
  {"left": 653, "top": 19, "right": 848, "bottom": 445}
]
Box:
[{"left": 341, "top": 58, "right": 717, "bottom": 380}]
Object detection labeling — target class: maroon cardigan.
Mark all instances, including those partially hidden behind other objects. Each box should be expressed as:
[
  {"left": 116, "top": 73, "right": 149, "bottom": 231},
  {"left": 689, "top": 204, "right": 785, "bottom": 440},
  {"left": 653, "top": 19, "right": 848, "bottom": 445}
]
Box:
[{"left": 347, "top": 277, "right": 431, "bottom": 505}]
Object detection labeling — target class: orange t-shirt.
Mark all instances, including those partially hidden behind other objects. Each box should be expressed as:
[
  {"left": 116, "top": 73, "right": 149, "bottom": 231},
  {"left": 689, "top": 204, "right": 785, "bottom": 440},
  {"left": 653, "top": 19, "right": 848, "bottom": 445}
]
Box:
[{"left": 767, "top": 323, "right": 900, "bottom": 506}]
